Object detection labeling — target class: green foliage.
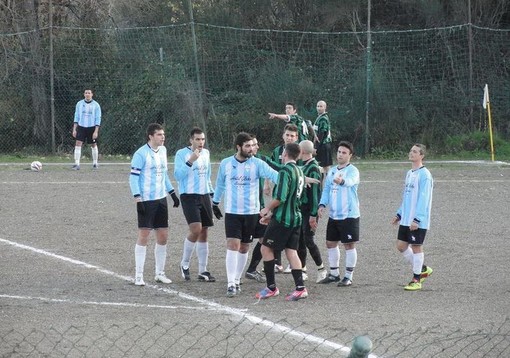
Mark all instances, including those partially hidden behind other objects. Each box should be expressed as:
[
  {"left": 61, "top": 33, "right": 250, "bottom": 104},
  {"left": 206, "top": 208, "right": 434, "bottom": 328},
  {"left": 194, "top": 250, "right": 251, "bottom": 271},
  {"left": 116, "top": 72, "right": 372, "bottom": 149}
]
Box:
[{"left": 445, "top": 130, "right": 510, "bottom": 158}]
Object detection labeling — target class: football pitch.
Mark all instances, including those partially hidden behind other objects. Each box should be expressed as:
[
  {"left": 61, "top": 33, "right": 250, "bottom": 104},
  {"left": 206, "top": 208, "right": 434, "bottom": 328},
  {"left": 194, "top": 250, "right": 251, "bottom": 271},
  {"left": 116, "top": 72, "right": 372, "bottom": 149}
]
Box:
[{"left": 1, "top": 161, "right": 509, "bottom": 357}]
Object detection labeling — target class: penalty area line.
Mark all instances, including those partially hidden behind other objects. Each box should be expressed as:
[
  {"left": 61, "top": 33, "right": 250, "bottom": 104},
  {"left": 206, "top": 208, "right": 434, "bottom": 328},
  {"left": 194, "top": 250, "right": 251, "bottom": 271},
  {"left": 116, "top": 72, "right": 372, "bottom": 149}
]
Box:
[{"left": 0, "top": 237, "right": 378, "bottom": 358}]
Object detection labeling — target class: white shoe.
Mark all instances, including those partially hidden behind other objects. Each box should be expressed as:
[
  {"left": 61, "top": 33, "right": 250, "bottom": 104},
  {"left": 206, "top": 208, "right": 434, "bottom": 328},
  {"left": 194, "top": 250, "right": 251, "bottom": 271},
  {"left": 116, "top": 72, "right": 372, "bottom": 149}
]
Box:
[
  {"left": 135, "top": 275, "right": 145, "bottom": 286},
  {"left": 283, "top": 264, "right": 292, "bottom": 274},
  {"left": 155, "top": 273, "right": 172, "bottom": 284},
  {"left": 316, "top": 268, "right": 327, "bottom": 283},
  {"left": 302, "top": 272, "right": 308, "bottom": 281}
]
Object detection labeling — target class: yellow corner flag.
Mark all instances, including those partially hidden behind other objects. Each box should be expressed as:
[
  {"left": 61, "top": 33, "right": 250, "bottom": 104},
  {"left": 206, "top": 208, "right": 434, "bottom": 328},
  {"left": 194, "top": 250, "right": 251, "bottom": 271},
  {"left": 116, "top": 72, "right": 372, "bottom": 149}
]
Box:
[{"left": 482, "top": 84, "right": 495, "bottom": 161}]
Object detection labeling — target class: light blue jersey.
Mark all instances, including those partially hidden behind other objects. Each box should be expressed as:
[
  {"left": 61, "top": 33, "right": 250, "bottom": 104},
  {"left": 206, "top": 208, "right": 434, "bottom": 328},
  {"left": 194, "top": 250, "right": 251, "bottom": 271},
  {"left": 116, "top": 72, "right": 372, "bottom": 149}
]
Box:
[
  {"left": 74, "top": 99, "right": 101, "bottom": 128},
  {"left": 213, "top": 156, "right": 278, "bottom": 215},
  {"left": 320, "top": 163, "right": 360, "bottom": 220},
  {"left": 129, "top": 144, "right": 174, "bottom": 201},
  {"left": 396, "top": 166, "right": 433, "bottom": 229},
  {"left": 174, "top": 147, "right": 214, "bottom": 195}
]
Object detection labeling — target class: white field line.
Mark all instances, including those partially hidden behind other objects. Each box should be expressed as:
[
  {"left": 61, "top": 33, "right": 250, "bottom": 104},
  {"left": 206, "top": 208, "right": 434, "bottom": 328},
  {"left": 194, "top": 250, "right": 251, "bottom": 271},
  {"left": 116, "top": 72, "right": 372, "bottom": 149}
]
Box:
[{"left": 0, "top": 237, "right": 378, "bottom": 358}]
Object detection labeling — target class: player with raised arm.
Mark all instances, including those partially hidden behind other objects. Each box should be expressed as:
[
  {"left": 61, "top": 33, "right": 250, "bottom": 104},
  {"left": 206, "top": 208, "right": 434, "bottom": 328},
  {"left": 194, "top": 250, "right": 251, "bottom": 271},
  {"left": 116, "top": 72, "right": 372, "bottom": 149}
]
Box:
[
  {"left": 391, "top": 143, "right": 434, "bottom": 291},
  {"left": 129, "top": 123, "right": 180, "bottom": 286},
  {"left": 174, "top": 127, "right": 216, "bottom": 282},
  {"left": 268, "top": 102, "right": 315, "bottom": 143}
]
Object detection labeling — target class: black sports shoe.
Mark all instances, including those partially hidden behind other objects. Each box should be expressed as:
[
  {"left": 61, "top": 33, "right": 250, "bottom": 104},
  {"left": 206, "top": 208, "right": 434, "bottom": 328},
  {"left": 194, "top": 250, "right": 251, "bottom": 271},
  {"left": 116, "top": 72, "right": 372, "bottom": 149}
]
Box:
[
  {"left": 318, "top": 274, "right": 341, "bottom": 284},
  {"left": 181, "top": 266, "right": 190, "bottom": 281},
  {"left": 198, "top": 271, "right": 216, "bottom": 282},
  {"left": 337, "top": 277, "right": 352, "bottom": 287}
]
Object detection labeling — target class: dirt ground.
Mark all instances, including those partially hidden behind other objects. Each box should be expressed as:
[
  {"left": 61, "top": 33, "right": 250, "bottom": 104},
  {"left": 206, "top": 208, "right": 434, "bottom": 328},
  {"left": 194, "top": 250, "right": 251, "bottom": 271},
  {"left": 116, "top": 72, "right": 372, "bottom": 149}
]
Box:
[{"left": 1, "top": 161, "right": 509, "bottom": 357}]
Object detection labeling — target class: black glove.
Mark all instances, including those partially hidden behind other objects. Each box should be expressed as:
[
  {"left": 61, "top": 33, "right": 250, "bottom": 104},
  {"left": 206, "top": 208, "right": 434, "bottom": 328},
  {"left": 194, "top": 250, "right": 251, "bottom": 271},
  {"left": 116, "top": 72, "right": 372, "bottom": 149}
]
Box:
[
  {"left": 212, "top": 204, "right": 223, "bottom": 219},
  {"left": 170, "top": 192, "right": 180, "bottom": 208},
  {"left": 136, "top": 201, "right": 145, "bottom": 215}
]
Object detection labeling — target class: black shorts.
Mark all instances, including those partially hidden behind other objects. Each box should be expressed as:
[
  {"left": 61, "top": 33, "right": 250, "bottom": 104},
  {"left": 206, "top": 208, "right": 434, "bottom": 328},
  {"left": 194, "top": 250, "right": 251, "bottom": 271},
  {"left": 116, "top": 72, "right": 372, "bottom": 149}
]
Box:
[
  {"left": 326, "top": 217, "right": 360, "bottom": 243},
  {"left": 253, "top": 221, "right": 267, "bottom": 239},
  {"left": 137, "top": 198, "right": 168, "bottom": 229},
  {"left": 180, "top": 194, "right": 214, "bottom": 227},
  {"left": 397, "top": 226, "right": 427, "bottom": 245},
  {"left": 225, "top": 213, "right": 259, "bottom": 243},
  {"left": 262, "top": 219, "right": 300, "bottom": 251},
  {"left": 75, "top": 125, "right": 98, "bottom": 144},
  {"left": 315, "top": 142, "right": 332, "bottom": 167}
]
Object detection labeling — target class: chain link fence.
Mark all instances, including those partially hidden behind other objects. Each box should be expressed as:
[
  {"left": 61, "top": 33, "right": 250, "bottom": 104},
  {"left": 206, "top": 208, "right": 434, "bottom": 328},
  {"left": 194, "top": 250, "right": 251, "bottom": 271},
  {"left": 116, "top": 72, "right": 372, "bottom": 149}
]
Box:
[{"left": 1, "top": 23, "right": 509, "bottom": 157}]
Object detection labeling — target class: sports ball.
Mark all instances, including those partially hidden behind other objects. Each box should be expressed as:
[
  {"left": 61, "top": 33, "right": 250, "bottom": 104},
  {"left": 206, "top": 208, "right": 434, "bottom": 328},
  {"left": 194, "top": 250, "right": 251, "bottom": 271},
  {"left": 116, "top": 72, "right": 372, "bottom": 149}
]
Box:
[{"left": 30, "top": 161, "right": 43, "bottom": 171}]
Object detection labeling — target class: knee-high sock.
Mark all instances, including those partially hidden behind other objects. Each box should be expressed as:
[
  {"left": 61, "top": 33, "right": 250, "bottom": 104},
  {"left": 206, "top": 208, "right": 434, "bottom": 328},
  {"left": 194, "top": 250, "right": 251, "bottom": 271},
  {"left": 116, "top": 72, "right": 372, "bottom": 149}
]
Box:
[
  {"left": 327, "top": 246, "right": 340, "bottom": 276},
  {"left": 181, "top": 239, "right": 195, "bottom": 269},
  {"left": 235, "top": 251, "right": 248, "bottom": 284},
  {"left": 247, "top": 242, "right": 262, "bottom": 272},
  {"left": 154, "top": 243, "right": 167, "bottom": 275},
  {"left": 402, "top": 247, "right": 413, "bottom": 265},
  {"left": 74, "top": 146, "right": 82, "bottom": 165},
  {"left": 413, "top": 252, "right": 424, "bottom": 276},
  {"left": 196, "top": 241, "right": 209, "bottom": 273},
  {"left": 135, "top": 244, "right": 147, "bottom": 276},
  {"left": 91, "top": 146, "right": 98, "bottom": 164},
  {"left": 226, "top": 249, "right": 237, "bottom": 286},
  {"left": 344, "top": 248, "right": 357, "bottom": 280}
]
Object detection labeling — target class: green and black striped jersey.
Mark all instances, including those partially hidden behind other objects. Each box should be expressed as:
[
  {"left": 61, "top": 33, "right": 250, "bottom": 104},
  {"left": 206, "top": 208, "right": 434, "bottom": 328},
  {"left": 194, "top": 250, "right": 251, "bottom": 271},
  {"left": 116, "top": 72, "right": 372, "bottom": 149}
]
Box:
[
  {"left": 272, "top": 162, "right": 304, "bottom": 228},
  {"left": 300, "top": 158, "right": 321, "bottom": 216}
]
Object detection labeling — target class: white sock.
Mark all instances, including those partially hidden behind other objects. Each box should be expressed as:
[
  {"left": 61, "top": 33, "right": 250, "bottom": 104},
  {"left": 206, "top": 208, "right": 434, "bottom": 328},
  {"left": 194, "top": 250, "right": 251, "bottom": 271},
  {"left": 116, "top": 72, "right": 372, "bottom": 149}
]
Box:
[
  {"left": 196, "top": 241, "right": 209, "bottom": 273},
  {"left": 154, "top": 243, "right": 167, "bottom": 275},
  {"left": 235, "top": 251, "right": 248, "bottom": 284},
  {"left": 74, "top": 146, "right": 82, "bottom": 165},
  {"left": 225, "top": 249, "right": 237, "bottom": 286},
  {"left": 181, "top": 238, "right": 195, "bottom": 269},
  {"left": 413, "top": 252, "right": 424, "bottom": 276},
  {"left": 91, "top": 146, "right": 98, "bottom": 165},
  {"left": 328, "top": 247, "right": 340, "bottom": 277},
  {"left": 344, "top": 248, "right": 357, "bottom": 280},
  {"left": 134, "top": 244, "right": 146, "bottom": 277},
  {"left": 402, "top": 247, "right": 413, "bottom": 265}
]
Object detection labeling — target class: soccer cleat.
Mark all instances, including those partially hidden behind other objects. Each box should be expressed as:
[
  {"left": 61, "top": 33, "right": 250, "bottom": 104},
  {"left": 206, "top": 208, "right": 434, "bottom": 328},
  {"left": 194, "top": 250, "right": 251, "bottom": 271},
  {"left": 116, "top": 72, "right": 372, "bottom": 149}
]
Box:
[
  {"left": 404, "top": 280, "right": 422, "bottom": 291},
  {"left": 302, "top": 272, "right": 308, "bottom": 281},
  {"left": 255, "top": 287, "right": 280, "bottom": 299},
  {"left": 337, "top": 277, "right": 352, "bottom": 287},
  {"left": 285, "top": 288, "right": 309, "bottom": 301},
  {"left": 245, "top": 270, "right": 265, "bottom": 282},
  {"left": 92, "top": 164, "right": 99, "bottom": 169},
  {"left": 226, "top": 285, "right": 236, "bottom": 297},
  {"left": 283, "top": 264, "right": 292, "bottom": 274},
  {"left": 180, "top": 266, "right": 190, "bottom": 281},
  {"left": 71, "top": 164, "right": 80, "bottom": 170},
  {"left": 420, "top": 266, "right": 433, "bottom": 283},
  {"left": 318, "top": 274, "right": 341, "bottom": 284},
  {"left": 236, "top": 284, "right": 241, "bottom": 293},
  {"left": 274, "top": 264, "right": 284, "bottom": 273},
  {"left": 134, "top": 275, "right": 145, "bottom": 286},
  {"left": 198, "top": 271, "right": 216, "bottom": 282},
  {"left": 316, "top": 269, "right": 327, "bottom": 283},
  {"left": 154, "top": 273, "right": 172, "bottom": 284}
]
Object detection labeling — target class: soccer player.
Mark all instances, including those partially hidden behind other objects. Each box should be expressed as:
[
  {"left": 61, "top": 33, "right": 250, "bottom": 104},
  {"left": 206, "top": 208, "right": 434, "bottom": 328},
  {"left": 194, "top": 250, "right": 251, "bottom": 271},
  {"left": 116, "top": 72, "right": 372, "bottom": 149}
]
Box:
[
  {"left": 268, "top": 102, "right": 315, "bottom": 143},
  {"left": 318, "top": 141, "right": 360, "bottom": 287},
  {"left": 298, "top": 140, "right": 327, "bottom": 283},
  {"left": 313, "top": 100, "right": 333, "bottom": 177},
  {"left": 72, "top": 89, "right": 101, "bottom": 170},
  {"left": 212, "top": 132, "right": 278, "bottom": 297},
  {"left": 262, "top": 123, "right": 300, "bottom": 272},
  {"left": 174, "top": 127, "right": 216, "bottom": 282},
  {"left": 391, "top": 143, "right": 434, "bottom": 291},
  {"left": 256, "top": 142, "right": 308, "bottom": 301},
  {"left": 129, "top": 123, "right": 180, "bottom": 286}
]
